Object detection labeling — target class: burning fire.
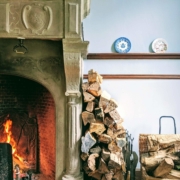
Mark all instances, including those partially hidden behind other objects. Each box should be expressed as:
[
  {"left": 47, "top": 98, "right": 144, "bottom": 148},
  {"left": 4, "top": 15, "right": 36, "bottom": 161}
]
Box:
[{"left": 3, "top": 119, "right": 24, "bottom": 162}]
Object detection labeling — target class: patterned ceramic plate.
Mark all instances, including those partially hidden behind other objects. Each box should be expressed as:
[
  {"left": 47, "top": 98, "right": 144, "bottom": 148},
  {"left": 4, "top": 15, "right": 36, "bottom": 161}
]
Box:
[
  {"left": 152, "top": 38, "right": 168, "bottom": 53},
  {"left": 114, "top": 37, "right": 131, "bottom": 53}
]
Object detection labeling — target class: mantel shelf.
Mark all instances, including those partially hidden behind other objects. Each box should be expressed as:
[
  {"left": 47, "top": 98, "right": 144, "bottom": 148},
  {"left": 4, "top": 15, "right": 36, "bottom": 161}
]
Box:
[{"left": 86, "top": 53, "right": 180, "bottom": 59}]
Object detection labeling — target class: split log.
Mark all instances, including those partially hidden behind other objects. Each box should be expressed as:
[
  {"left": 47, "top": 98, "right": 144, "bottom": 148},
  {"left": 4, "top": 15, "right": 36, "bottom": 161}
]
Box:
[
  {"left": 107, "top": 127, "right": 114, "bottom": 137},
  {"left": 107, "top": 128, "right": 126, "bottom": 139},
  {"left": 121, "top": 160, "right": 126, "bottom": 173},
  {"left": 98, "top": 158, "right": 109, "bottom": 174},
  {"left": 99, "top": 90, "right": 111, "bottom": 110},
  {"left": 101, "top": 175, "right": 106, "bottom": 180},
  {"left": 82, "top": 82, "right": 89, "bottom": 91},
  {"left": 141, "top": 156, "right": 164, "bottom": 172},
  {"left": 147, "top": 134, "right": 180, "bottom": 152},
  {"left": 88, "top": 69, "right": 103, "bottom": 84},
  {"left": 105, "top": 171, "right": 114, "bottom": 180},
  {"left": 113, "top": 170, "right": 124, "bottom": 180},
  {"left": 126, "top": 171, "right": 130, "bottom": 180},
  {"left": 86, "top": 101, "right": 95, "bottom": 112},
  {"left": 98, "top": 134, "right": 112, "bottom": 144},
  {"left": 83, "top": 91, "right": 95, "bottom": 102},
  {"left": 164, "top": 169, "right": 180, "bottom": 179},
  {"left": 103, "top": 116, "right": 115, "bottom": 128},
  {"left": 141, "top": 166, "right": 160, "bottom": 180},
  {"left": 149, "top": 145, "right": 175, "bottom": 158},
  {"left": 81, "top": 131, "right": 96, "bottom": 153},
  {"left": 83, "top": 161, "right": 91, "bottom": 174},
  {"left": 87, "top": 82, "right": 102, "bottom": 97},
  {"left": 116, "top": 137, "right": 126, "bottom": 148},
  {"left": 108, "top": 140, "right": 121, "bottom": 152},
  {"left": 81, "top": 152, "right": 89, "bottom": 161},
  {"left": 109, "top": 109, "right": 121, "bottom": 121},
  {"left": 153, "top": 158, "right": 174, "bottom": 177},
  {"left": 89, "top": 122, "right": 106, "bottom": 135},
  {"left": 88, "top": 170, "right": 102, "bottom": 180},
  {"left": 108, "top": 152, "right": 122, "bottom": 170},
  {"left": 88, "top": 81, "right": 101, "bottom": 91},
  {"left": 104, "top": 98, "right": 118, "bottom": 113},
  {"left": 101, "top": 148, "right": 111, "bottom": 162},
  {"left": 88, "top": 153, "right": 99, "bottom": 171},
  {"left": 94, "top": 107, "right": 104, "bottom": 122},
  {"left": 114, "top": 119, "right": 124, "bottom": 130},
  {"left": 90, "top": 146, "right": 101, "bottom": 154},
  {"left": 81, "top": 111, "right": 96, "bottom": 126}
]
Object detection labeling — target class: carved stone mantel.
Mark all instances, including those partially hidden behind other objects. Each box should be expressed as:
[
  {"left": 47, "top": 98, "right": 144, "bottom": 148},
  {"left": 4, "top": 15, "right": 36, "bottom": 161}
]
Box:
[
  {"left": 0, "top": 0, "right": 91, "bottom": 39},
  {"left": 0, "top": 0, "right": 91, "bottom": 179}
]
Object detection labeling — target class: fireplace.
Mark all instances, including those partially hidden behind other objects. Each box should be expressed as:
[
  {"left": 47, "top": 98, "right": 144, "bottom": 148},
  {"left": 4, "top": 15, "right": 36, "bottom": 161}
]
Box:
[
  {"left": 0, "top": 0, "right": 91, "bottom": 180},
  {"left": 0, "top": 75, "right": 56, "bottom": 179}
]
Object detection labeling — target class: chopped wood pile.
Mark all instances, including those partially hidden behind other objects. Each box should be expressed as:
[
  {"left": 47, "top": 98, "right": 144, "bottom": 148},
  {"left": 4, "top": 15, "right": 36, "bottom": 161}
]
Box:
[
  {"left": 81, "top": 69, "right": 126, "bottom": 180},
  {"left": 139, "top": 134, "right": 180, "bottom": 179}
]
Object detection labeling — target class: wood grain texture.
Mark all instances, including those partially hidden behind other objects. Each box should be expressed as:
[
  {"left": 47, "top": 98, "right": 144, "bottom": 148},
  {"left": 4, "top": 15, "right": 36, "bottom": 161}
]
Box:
[
  {"left": 86, "top": 53, "right": 180, "bottom": 59},
  {"left": 83, "top": 74, "right": 180, "bottom": 79}
]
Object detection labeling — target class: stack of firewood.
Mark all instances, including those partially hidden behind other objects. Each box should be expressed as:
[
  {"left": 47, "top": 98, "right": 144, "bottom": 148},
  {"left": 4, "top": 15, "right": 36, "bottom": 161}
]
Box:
[
  {"left": 139, "top": 134, "right": 180, "bottom": 179},
  {"left": 81, "top": 69, "right": 126, "bottom": 180}
]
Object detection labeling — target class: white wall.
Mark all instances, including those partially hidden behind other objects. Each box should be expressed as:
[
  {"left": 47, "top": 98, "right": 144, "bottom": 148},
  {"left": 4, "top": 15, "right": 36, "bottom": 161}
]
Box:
[
  {"left": 83, "top": 0, "right": 180, "bottom": 53},
  {"left": 83, "top": 0, "right": 180, "bottom": 168}
]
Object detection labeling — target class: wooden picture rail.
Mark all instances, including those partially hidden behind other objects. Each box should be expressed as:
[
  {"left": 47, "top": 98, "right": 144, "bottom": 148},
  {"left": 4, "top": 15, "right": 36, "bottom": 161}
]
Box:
[
  {"left": 84, "top": 53, "right": 180, "bottom": 79},
  {"left": 83, "top": 74, "right": 180, "bottom": 79},
  {"left": 86, "top": 53, "right": 180, "bottom": 59}
]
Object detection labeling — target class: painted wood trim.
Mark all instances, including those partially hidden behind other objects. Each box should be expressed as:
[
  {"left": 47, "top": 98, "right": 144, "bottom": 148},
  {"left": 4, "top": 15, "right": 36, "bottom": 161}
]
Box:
[
  {"left": 83, "top": 74, "right": 180, "bottom": 79},
  {"left": 86, "top": 53, "right": 180, "bottom": 59}
]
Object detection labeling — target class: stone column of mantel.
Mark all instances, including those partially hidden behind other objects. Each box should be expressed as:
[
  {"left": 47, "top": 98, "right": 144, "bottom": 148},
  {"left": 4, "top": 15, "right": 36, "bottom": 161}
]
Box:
[
  {"left": 62, "top": 93, "right": 83, "bottom": 180},
  {"left": 62, "top": 0, "right": 90, "bottom": 179},
  {"left": 62, "top": 40, "right": 89, "bottom": 180}
]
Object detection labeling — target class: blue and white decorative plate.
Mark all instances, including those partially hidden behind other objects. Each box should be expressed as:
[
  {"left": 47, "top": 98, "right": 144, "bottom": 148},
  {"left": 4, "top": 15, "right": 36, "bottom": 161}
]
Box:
[{"left": 114, "top": 37, "right": 131, "bottom": 53}]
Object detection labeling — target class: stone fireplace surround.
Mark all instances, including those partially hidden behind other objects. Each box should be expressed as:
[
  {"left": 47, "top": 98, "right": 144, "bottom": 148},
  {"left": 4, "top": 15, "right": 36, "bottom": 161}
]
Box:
[{"left": 0, "top": 0, "right": 91, "bottom": 179}]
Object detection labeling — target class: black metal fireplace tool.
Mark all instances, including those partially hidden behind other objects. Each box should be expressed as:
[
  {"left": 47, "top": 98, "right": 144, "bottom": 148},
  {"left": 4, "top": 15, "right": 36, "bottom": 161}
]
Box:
[{"left": 123, "top": 131, "right": 138, "bottom": 180}]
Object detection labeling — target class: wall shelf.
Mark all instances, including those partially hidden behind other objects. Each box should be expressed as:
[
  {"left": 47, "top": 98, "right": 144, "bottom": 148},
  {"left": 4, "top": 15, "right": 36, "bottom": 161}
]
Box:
[
  {"left": 84, "top": 53, "right": 180, "bottom": 79},
  {"left": 86, "top": 53, "right": 180, "bottom": 60}
]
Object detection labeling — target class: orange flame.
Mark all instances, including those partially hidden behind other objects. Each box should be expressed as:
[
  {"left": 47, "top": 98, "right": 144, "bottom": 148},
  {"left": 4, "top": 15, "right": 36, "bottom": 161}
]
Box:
[{"left": 3, "top": 119, "right": 24, "bottom": 162}]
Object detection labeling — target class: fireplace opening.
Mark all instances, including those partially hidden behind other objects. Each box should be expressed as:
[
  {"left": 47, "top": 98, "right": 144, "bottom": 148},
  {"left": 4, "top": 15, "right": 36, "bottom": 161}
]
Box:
[{"left": 0, "top": 74, "right": 55, "bottom": 179}]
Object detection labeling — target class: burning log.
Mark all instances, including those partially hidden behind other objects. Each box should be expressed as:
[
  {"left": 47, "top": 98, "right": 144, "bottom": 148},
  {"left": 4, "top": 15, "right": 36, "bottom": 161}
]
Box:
[
  {"left": 0, "top": 143, "right": 13, "bottom": 180},
  {"left": 81, "top": 69, "right": 127, "bottom": 179}
]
